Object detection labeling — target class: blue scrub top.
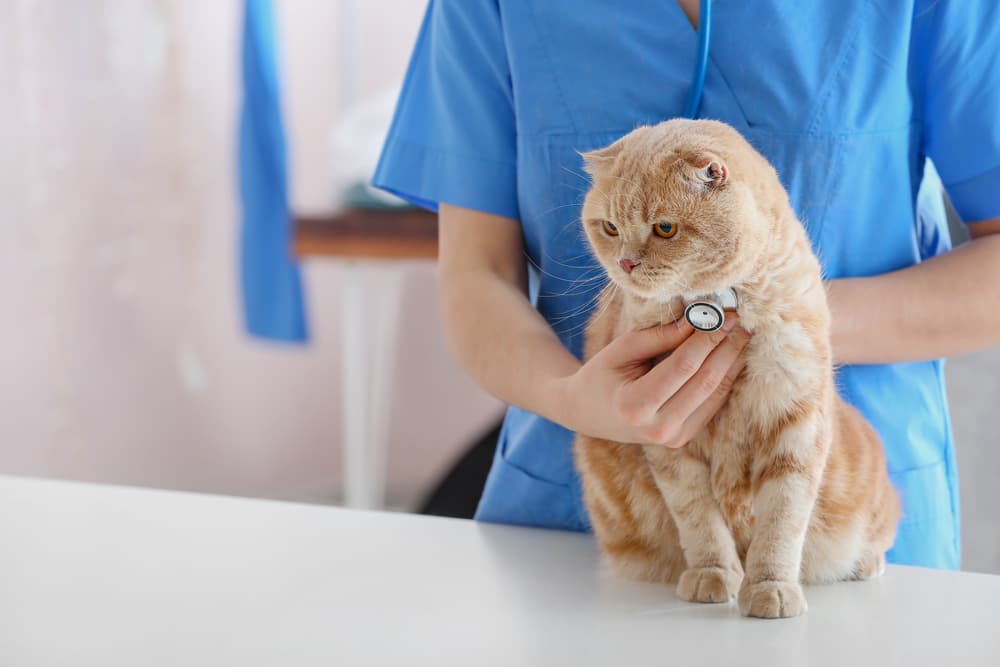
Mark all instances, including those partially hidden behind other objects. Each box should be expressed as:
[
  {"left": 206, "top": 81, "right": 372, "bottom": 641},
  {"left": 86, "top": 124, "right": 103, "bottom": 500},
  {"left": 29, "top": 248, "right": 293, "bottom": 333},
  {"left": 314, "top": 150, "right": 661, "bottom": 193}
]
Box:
[{"left": 374, "top": 0, "right": 1000, "bottom": 570}]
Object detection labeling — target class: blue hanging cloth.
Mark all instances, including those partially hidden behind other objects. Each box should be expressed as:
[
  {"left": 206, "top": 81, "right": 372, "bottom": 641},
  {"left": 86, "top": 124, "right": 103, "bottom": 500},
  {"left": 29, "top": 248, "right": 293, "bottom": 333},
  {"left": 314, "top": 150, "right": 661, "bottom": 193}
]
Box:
[{"left": 238, "top": 0, "right": 308, "bottom": 342}]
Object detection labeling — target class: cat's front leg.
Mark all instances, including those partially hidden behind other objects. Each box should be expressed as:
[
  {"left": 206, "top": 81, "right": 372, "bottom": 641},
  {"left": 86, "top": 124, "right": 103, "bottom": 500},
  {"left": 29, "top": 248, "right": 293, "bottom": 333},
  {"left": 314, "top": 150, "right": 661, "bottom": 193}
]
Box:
[
  {"left": 645, "top": 448, "right": 743, "bottom": 603},
  {"left": 739, "top": 415, "right": 824, "bottom": 619}
]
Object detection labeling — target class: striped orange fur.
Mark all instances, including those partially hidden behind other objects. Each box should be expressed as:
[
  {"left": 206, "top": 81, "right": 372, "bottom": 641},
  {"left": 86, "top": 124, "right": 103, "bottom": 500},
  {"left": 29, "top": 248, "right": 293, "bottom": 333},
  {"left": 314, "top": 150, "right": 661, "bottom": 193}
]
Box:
[{"left": 574, "top": 119, "right": 900, "bottom": 619}]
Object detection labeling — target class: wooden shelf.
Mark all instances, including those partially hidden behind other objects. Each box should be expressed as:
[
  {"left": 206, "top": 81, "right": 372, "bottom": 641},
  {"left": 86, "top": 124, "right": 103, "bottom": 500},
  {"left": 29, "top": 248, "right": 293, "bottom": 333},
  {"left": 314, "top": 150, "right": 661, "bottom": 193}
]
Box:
[{"left": 293, "top": 207, "right": 438, "bottom": 259}]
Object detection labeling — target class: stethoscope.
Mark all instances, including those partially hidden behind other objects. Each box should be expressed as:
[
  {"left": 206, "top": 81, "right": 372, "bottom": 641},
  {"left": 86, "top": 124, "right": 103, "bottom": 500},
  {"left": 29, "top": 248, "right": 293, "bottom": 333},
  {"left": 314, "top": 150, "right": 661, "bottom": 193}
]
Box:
[
  {"left": 684, "top": 288, "right": 738, "bottom": 332},
  {"left": 682, "top": 0, "right": 713, "bottom": 119},
  {"left": 681, "top": 0, "right": 731, "bottom": 332}
]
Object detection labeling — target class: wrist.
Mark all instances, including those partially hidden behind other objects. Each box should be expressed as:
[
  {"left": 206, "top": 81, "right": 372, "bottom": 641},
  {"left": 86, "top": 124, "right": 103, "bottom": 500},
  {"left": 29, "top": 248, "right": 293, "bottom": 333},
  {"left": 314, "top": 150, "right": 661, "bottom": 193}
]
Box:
[
  {"left": 543, "top": 367, "right": 583, "bottom": 432},
  {"left": 826, "top": 277, "right": 862, "bottom": 365}
]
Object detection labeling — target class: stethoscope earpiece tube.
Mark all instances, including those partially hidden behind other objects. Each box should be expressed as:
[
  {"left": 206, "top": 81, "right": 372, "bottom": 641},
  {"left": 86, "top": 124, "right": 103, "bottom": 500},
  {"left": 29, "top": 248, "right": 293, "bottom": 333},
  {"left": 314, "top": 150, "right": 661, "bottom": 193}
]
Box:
[{"left": 682, "top": 0, "right": 713, "bottom": 119}]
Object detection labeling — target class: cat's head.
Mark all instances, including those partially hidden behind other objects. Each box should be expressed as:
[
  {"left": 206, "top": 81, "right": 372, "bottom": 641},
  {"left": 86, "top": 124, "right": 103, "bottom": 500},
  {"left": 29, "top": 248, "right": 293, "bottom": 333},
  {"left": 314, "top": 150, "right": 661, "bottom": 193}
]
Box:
[{"left": 580, "top": 119, "right": 772, "bottom": 301}]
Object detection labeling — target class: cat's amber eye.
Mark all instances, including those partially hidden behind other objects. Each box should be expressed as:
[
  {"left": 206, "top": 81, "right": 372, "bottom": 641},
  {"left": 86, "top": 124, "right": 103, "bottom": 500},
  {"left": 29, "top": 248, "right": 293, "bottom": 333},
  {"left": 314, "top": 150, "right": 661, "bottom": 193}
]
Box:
[
  {"left": 654, "top": 221, "right": 679, "bottom": 239},
  {"left": 602, "top": 220, "right": 620, "bottom": 236}
]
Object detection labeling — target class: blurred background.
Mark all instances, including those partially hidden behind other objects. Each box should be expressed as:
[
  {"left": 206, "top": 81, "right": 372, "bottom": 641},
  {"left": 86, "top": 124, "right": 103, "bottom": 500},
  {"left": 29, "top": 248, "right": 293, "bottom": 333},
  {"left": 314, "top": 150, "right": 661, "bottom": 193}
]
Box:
[
  {"left": 0, "top": 0, "right": 502, "bottom": 514},
  {"left": 0, "top": 0, "right": 996, "bottom": 574}
]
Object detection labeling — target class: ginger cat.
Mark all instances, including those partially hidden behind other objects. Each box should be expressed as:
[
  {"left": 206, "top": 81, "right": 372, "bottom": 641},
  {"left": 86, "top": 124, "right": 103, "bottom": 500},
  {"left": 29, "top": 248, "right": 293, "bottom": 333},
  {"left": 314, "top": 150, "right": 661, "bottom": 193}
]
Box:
[{"left": 574, "top": 119, "right": 900, "bottom": 619}]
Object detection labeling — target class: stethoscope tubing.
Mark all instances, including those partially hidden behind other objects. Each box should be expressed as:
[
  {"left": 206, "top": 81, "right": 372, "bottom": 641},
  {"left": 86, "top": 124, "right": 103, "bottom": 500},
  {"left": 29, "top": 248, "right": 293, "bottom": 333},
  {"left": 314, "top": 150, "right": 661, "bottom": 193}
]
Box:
[{"left": 682, "top": 0, "right": 713, "bottom": 119}]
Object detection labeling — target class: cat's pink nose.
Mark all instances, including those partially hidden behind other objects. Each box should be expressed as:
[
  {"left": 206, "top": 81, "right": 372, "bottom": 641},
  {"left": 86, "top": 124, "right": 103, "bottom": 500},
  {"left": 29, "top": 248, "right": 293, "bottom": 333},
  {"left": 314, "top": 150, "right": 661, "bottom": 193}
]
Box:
[{"left": 619, "top": 258, "right": 640, "bottom": 274}]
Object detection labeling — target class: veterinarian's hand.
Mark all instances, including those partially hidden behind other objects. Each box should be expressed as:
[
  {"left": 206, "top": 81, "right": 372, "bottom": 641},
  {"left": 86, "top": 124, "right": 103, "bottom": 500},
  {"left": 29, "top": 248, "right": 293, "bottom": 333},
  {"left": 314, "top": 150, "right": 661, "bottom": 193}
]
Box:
[{"left": 559, "top": 316, "right": 750, "bottom": 447}]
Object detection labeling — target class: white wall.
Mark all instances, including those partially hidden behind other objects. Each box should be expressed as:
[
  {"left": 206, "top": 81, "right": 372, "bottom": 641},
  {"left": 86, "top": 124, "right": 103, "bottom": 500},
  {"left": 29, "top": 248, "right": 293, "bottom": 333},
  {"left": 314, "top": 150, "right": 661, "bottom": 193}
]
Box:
[{"left": 0, "top": 0, "right": 501, "bottom": 508}]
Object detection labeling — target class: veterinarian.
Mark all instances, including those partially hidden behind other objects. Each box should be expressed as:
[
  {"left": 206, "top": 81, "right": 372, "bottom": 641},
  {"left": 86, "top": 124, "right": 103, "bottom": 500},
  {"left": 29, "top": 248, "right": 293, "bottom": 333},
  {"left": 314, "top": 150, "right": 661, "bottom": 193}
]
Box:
[{"left": 373, "top": 0, "right": 1000, "bottom": 569}]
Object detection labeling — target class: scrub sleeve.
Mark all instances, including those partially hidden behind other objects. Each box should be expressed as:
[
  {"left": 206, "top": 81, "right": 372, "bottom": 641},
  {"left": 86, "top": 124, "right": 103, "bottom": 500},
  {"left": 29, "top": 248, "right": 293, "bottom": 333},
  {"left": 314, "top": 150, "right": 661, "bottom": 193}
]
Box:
[
  {"left": 919, "top": 0, "right": 1000, "bottom": 222},
  {"left": 373, "top": 1, "right": 519, "bottom": 221}
]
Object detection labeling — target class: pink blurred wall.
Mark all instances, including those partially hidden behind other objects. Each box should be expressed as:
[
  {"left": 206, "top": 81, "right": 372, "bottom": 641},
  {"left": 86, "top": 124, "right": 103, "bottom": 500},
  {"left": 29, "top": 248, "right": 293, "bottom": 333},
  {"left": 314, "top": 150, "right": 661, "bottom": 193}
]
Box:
[{"left": 0, "top": 0, "right": 502, "bottom": 508}]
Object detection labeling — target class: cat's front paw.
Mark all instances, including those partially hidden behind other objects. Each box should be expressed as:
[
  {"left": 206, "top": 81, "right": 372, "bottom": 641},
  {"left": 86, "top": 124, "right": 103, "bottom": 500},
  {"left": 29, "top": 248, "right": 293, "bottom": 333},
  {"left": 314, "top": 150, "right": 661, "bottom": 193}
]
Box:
[
  {"left": 677, "top": 566, "right": 742, "bottom": 603},
  {"left": 738, "top": 580, "right": 807, "bottom": 618}
]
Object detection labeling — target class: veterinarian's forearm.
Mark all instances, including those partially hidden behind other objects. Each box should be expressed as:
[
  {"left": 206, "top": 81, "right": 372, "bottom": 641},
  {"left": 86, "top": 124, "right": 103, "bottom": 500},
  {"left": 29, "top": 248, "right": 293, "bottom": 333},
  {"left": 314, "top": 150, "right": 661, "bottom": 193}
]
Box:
[
  {"left": 438, "top": 268, "right": 582, "bottom": 422},
  {"left": 827, "top": 220, "right": 1000, "bottom": 364},
  {"left": 437, "top": 203, "right": 583, "bottom": 423}
]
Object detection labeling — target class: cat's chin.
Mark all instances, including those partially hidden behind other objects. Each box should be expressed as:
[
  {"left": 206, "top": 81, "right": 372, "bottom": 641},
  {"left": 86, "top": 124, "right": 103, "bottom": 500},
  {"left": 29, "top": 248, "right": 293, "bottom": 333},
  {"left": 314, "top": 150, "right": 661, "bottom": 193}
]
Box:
[
  {"left": 621, "top": 281, "right": 735, "bottom": 307},
  {"left": 615, "top": 280, "right": 679, "bottom": 303},
  {"left": 615, "top": 273, "right": 724, "bottom": 304}
]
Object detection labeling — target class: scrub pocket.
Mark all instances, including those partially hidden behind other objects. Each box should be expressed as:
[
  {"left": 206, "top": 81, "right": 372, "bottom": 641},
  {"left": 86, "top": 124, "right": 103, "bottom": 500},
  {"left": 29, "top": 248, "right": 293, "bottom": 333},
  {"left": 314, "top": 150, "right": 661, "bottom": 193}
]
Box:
[
  {"left": 475, "top": 409, "right": 589, "bottom": 533},
  {"left": 887, "top": 460, "right": 960, "bottom": 568}
]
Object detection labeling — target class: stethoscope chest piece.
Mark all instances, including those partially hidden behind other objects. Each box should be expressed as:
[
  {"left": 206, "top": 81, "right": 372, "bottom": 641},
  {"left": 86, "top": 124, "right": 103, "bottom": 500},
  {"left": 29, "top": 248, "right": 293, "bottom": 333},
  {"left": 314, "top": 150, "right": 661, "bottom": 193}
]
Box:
[{"left": 683, "top": 287, "right": 738, "bottom": 333}]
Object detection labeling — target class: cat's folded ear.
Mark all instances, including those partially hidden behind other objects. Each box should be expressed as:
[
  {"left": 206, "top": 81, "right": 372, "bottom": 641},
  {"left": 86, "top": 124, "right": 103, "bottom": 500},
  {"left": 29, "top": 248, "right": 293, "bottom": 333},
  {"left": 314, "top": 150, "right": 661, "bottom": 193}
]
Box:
[
  {"left": 580, "top": 138, "right": 626, "bottom": 175},
  {"left": 683, "top": 154, "right": 729, "bottom": 190}
]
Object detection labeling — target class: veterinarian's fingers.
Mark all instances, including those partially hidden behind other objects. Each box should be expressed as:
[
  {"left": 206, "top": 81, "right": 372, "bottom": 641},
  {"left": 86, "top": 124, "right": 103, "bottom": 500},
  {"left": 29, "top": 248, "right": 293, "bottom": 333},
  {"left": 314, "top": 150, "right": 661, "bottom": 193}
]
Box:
[
  {"left": 672, "top": 354, "right": 749, "bottom": 448},
  {"left": 629, "top": 315, "right": 739, "bottom": 411},
  {"left": 604, "top": 318, "right": 694, "bottom": 366},
  {"left": 653, "top": 326, "right": 751, "bottom": 442}
]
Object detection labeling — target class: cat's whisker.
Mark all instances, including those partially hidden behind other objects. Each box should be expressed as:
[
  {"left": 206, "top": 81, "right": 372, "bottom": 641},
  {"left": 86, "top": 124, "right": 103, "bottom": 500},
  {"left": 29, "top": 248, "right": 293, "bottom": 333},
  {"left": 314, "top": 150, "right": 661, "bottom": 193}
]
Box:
[
  {"left": 548, "top": 279, "right": 616, "bottom": 322},
  {"left": 559, "top": 165, "right": 617, "bottom": 205},
  {"left": 535, "top": 268, "right": 607, "bottom": 286},
  {"left": 665, "top": 300, "right": 678, "bottom": 325},
  {"left": 547, "top": 290, "right": 610, "bottom": 326},
  {"left": 559, "top": 164, "right": 594, "bottom": 186},
  {"left": 544, "top": 255, "right": 604, "bottom": 270},
  {"left": 552, "top": 283, "right": 619, "bottom": 337},
  {"left": 537, "top": 200, "right": 592, "bottom": 218},
  {"left": 538, "top": 240, "right": 602, "bottom": 265},
  {"left": 538, "top": 281, "right": 609, "bottom": 299},
  {"left": 524, "top": 255, "right": 607, "bottom": 291},
  {"left": 552, "top": 280, "right": 611, "bottom": 314}
]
